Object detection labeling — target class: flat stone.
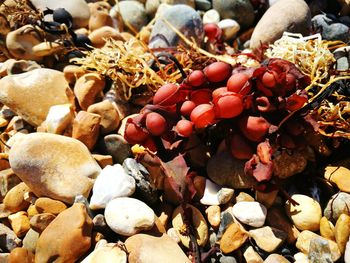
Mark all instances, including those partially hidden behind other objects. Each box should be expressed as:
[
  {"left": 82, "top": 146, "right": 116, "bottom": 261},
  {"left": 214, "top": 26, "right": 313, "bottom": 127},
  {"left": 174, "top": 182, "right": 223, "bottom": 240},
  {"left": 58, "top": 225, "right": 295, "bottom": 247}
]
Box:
[
  {"left": 34, "top": 197, "right": 67, "bottom": 215},
  {"left": 3, "top": 182, "right": 30, "bottom": 213},
  {"left": 220, "top": 222, "right": 248, "bottom": 254},
  {"left": 30, "top": 213, "right": 56, "bottom": 234},
  {"left": 296, "top": 230, "right": 341, "bottom": 262},
  {"left": 0, "top": 68, "right": 72, "bottom": 126},
  {"left": 9, "top": 133, "right": 100, "bottom": 204},
  {"left": 105, "top": 197, "right": 155, "bottom": 236},
  {"left": 250, "top": 0, "right": 311, "bottom": 50},
  {"left": 0, "top": 223, "right": 21, "bottom": 252},
  {"left": 232, "top": 201, "right": 267, "bottom": 227},
  {"left": 286, "top": 194, "right": 322, "bottom": 231},
  {"left": 334, "top": 213, "right": 350, "bottom": 254},
  {"left": 172, "top": 203, "right": 208, "bottom": 248},
  {"left": 89, "top": 164, "right": 136, "bottom": 210},
  {"left": 319, "top": 216, "right": 335, "bottom": 241},
  {"left": 125, "top": 234, "right": 191, "bottom": 263},
  {"left": 324, "top": 166, "right": 350, "bottom": 193},
  {"left": 324, "top": 192, "right": 350, "bottom": 223},
  {"left": 249, "top": 226, "right": 287, "bottom": 253},
  {"left": 35, "top": 203, "right": 93, "bottom": 263},
  {"left": 8, "top": 211, "right": 30, "bottom": 238}
]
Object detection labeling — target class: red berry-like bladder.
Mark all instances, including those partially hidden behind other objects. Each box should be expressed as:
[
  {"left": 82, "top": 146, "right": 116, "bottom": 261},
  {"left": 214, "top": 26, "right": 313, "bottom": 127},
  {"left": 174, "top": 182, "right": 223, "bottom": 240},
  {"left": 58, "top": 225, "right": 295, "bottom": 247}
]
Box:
[
  {"left": 204, "top": 23, "right": 222, "bottom": 41},
  {"left": 262, "top": 71, "right": 277, "bottom": 88},
  {"left": 227, "top": 73, "right": 251, "bottom": 95},
  {"left": 190, "top": 89, "right": 212, "bottom": 105},
  {"left": 212, "top": 87, "right": 228, "bottom": 100},
  {"left": 180, "top": 100, "right": 196, "bottom": 117},
  {"left": 190, "top": 104, "right": 216, "bottom": 128},
  {"left": 146, "top": 112, "right": 167, "bottom": 136},
  {"left": 204, "top": 62, "right": 231, "bottom": 83},
  {"left": 175, "top": 119, "right": 193, "bottom": 137},
  {"left": 239, "top": 116, "right": 271, "bottom": 142},
  {"left": 125, "top": 122, "right": 149, "bottom": 143},
  {"left": 188, "top": 70, "right": 206, "bottom": 87},
  {"left": 214, "top": 92, "right": 243, "bottom": 119},
  {"left": 153, "top": 83, "right": 180, "bottom": 105}
]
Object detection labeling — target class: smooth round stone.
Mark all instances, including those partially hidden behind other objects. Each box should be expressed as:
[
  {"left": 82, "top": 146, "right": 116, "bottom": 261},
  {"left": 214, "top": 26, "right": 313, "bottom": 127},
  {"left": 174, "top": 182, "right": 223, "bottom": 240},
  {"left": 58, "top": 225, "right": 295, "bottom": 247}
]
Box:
[
  {"left": 334, "top": 214, "right": 350, "bottom": 254},
  {"left": 9, "top": 133, "right": 100, "bottom": 204},
  {"left": 195, "top": 0, "right": 211, "bottom": 10},
  {"left": 105, "top": 197, "right": 155, "bottom": 236},
  {"left": 220, "top": 222, "right": 248, "bottom": 254},
  {"left": 103, "top": 134, "right": 132, "bottom": 164},
  {"left": 32, "top": 42, "right": 62, "bottom": 57},
  {"left": 89, "top": 26, "right": 124, "bottom": 48},
  {"left": 9, "top": 247, "right": 34, "bottom": 263},
  {"left": 172, "top": 204, "right": 208, "bottom": 248},
  {"left": 294, "top": 252, "right": 308, "bottom": 263},
  {"left": 218, "top": 19, "right": 240, "bottom": 40},
  {"left": 90, "top": 164, "right": 136, "bottom": 210},
  {"left": 116, "top": 1, "right": 148, "bottom": 32},
  {"left": 212, "top": 0, "right": 254, "bottom": 28},
  {"left": 286, "top": 194, "right": 322, "bottom": 231},
  {"left": 206, "top": 206, "right": 221, "bottom": 229},
  {"left": 81, "top": 243, "right": 127, "bottom": 263},
  {"left": 3, "top": 182, "right": 30, "bottom": 213},
  {"left": 250, "top": 0, "right": 311, "bottom": 50},
  {"left": 324, "top": 192, "right": 350, "bottom": 223},
  {"left": 319, "top": 216, "right": 335, "bottom": 241},
  {"left": 232, "top": 201, "right": 267, "bottom": 227},
  {"left": 203, "top": 9, "right": 220, "bottom": 24},
  {"left": 243, "top": 246, "right": 264, "bottom": 263},
  {"left": 45, "top": 104, "right": 74, "bottom": 135},
  {"left": 249, "top": 226, "right": 287, "bottom": 253}
]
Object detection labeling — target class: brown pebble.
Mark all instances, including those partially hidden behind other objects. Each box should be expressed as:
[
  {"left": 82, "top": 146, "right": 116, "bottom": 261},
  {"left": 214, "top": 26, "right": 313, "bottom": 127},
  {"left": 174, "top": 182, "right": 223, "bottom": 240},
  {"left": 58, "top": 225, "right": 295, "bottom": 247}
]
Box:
[
  {"left": 34, "top": 197, "right": 67, "bottom": 215},
  {"left": 205, "top": 205, "right": 221, "bottom": 229},
  {"left": 9, "top": 247, "right": 34, "bottom": 263},
  {"left": 220, "top": 222, "right": 248, "bottom": 254}
]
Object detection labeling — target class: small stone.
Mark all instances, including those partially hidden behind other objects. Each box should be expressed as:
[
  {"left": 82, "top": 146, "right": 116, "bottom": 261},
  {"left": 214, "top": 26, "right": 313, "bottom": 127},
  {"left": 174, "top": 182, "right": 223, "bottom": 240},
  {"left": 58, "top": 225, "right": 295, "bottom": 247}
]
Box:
[
  {"left": 294, "top": 252, "right": 309, "bottom": 263},
  {"left": 324, "top": 192, "right": 350, "bottom": 223},
  {"left": 0, "top": 68, "right": 72, "bottom": 126},
  {"left": 8, "top": 247, "right": 34, "bottom": 263},
  {"left": 286, "top": 194, "right": 322, "bottom": 231},
  {"left": 264, "top": 254, "right": 290, "bottom": 263},
  {"left": 72, "top": 111, "right": 101, "bottom": 150},
  {"left": 88, "top": 2, "right": 113, "bottom": 31},
  {"left": 250, "top": 0, "right": 311, "bottom": 50},
  {"left": 0, "top": 223, "right": 22, "bottom": 251},
  {"left": 235, "top": 192, "right": 255, "bottom": 202},
  {"left": 203, "top": 9, "right": 220, "bottom": 24},
  {"left": 206, "top": 205, "right": 221, "bottom": 229},
  {"left": 334, "top": 213, "right": 350, "bottom": 254},
  {"left": 81, "top": 243, "right": 127, "bottom": 263},
  {"left": 102, "top": 134, "right": 132, "bottom": 164},
  {"left": 200, "top": 179, "right": 222, "bottom": 205},
  {"left": 6, "top": 25, "right": 42, "bottom": 61},
  {"left": 195, "top": 0, "right": 211, "bottom": 10},
  {"left": 207, "top": 151, "right": 255, "bottom": 189},
  {"left": 105, "top": 197, "right": 155, "bottom": 236},
  {"left": 32, "top": 41, "right": 62, "bottom": 57},
  {"left": 117, "top": 1, "right": 148, "bottom": 31},
  {"left": 34, "top": 197, "right": 67, "bottom": 215},
  {"left": 63, "top": 65, "right": 86, "bottom": 85},
  {"left": 125, "top": 234, "right": 191, "bottom": 263},
  {"left": 218, "top": 19, "right": 240, "bottom": 41},
  {"left": 27, "top": 204, "right": 39, "bottom": 218},
  {"left": 217, "top": 188, "right": 234, "bottom": 204},
  {"left": 213, "top": 0, "right": 254, "bottom": 28},
  {"left": 149, "top": 5, "right": 204, "bottom": 48},
  {"left": 145, "top": 0, "right": 160, "bottom": 17},
  {"left": 167, "top": 227, "right": 181, "bottom": 243},
  {"left": 92, "top": 154, "right": 113, "bottom": 169},
  {"left": 256, "top": 189, "right": 278, "bottom": 208},
  {"left": 74, "top": 73, "right": 105, "bottom": 111},
  {"left": 324, "top": 166, "right": 350, "bottom": 193},
  {"left": 45, "top": 104, "right": 74, "bottom": 135},
  {"left": 35, "top": 203, "right": 93, "bottom": 263},
  {"left": 8, "top": 211, "right": 30, "bottom": 237},
  {"left": 296, "top": 230, "right": 341, "bottom": 262},
  {"left": 30, "top": 213, "right": 56, "bottom": 234},
  {"left": 22, "top": 229, "right": 39, "bottom": 253},
  {"left": 3, "top": 182, "right": 30, "bottom": 213},
  {"left": 319, "top": 216, "right": 335, "bottom": 241},
  {"left": 243, "top": 246, "right": 263, "bottom": 263},
  {"left": 249, "top": 226, "right": 287, "bottom": 253},
  {"left": 220, "top": 222, "right": 248, "bottom": 254},
  {"left": 232, "top": 201, "right": 267, "bottom": 227},
  {"left": 266, "top": 207, "right": 300, "bottom": 244},
  {"left": 90, "top": 164, "right": 136, "bottom": 210},
  {"left": 89, "top": 26, "right": 125, "bottom": 48},
  {"left": 334, "top": 46, "right": 350, "bottom": 71},
  {"left": 88, "top": 100, "right": 120, "bottom": 135},
  {"left": 308, "top": 238, "right": 334, "bottom": 263},
  {"left": 172, "top": 203, "right": 208, "bottom": 248},
  {"left": 9, "top": 133, "right": 100, "bottom": 204}
]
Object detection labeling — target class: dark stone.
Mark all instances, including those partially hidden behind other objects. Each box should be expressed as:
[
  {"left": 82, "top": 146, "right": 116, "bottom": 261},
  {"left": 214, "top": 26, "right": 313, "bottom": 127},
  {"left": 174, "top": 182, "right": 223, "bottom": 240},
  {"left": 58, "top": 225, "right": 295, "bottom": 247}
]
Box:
[
  {"left": 101, "top": 134, "right": 132, "bottom": 164},
  {"left": 195, "top": 0, "right": 211, "bottom": 11}
]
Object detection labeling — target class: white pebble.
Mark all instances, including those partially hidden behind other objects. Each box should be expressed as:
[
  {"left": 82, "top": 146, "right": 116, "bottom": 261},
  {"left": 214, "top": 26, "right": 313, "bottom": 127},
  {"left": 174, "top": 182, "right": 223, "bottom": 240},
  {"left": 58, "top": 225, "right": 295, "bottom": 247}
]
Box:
[
  {"left": 218, "top": 19, "right": 240, "bottom": 40},
  {"left": 200, "top": 179, "right": 221, "bottom": 206},
  {"left": 232, "top": 201, "right": 267, "bottom": 227},
  {"left": 45, "top": 104, "right": 74, "bottom": 134},
  {"left": 203, "top": 9, "right": 220, "bottom": 24}
]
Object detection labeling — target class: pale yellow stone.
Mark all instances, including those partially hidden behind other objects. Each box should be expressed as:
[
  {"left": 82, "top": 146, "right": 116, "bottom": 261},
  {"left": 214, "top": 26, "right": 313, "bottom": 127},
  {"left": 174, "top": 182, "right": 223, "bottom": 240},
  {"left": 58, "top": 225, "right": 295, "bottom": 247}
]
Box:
[
  {"left": 8, "top": 211, "right": 30, "bottom": 237},
  {"left": 319, "top": 216, "right": 335, "bottom": 241},
  {"left": 325, "top": 166, "right": 350, "bottom": 193},
  {"left": 334, "top": 213, "right": 350, "bottom": 253}
]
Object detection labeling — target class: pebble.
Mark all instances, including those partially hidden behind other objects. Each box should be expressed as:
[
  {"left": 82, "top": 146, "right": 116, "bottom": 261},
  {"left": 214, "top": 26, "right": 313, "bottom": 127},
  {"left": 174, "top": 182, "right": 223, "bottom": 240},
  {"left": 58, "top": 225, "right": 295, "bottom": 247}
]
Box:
[
  {"left": 31, "top": 0, "right": 91, "bottom": 28},
  {"left": 3, "top": 182, "right": 30, "bottom": 213},
  {"left": 87, "top": 100, "right": 120, "bottom": 135},
  {"left": 105, "top": 197, "right": 155, "bottom": 236},
  {"left": 32, "top": 41, "right": 63, "bottom": 57},
  {"left": 334, "top": 213, "right": 350, "bottom": 254},
  {"left": 0, "top": 68, "right": 72, "bottom": 126},
  {"left": 324, "top": 192, "right": 350, "bottom": 223},
  {"left": 203, "top": 9, "right": 220, "bottom": 24},
  {"left": 22, "top": 229, "right": 39, "bottom": 253},
  {"left": 8, "top": 247, "right": 34, "bottom": 263},
  {"left": 102, "top": 134, "right": 132, "bottom": 164},
  {"left": 149, "top": 5, "right": 204, "bottom": 48},
  {"left": 232, "top": 201, "right": 267, "bottom": 227},
  {"left": 249, "top": 226, "right": 287, "bottom": 253},
  {"left": 29, "top": 213, "right": 56, "bottom": 234},
  {"left": 125, "top": 234, "right": 191, "bottom": 263},
  {"left": 1, "top": 59, "right": 41, "bottom": 76},
  {"left": 0, "top": 223, "right": 22, "bottom": 251},
  {"left": 92, "top": 154, "right": 113, "bottom": 169},
  {"left": 200, "top": 179, "right": 232, "bottom": 205},
  {"left": 63, "top": 65, "right": 86, "bottom": 85},
  {"left": 34, "top": 197, "right": 67, "bottom": 215},
  {"left": 324, "top": 166, "right": 350, "bottom": 193},
  {"left": 81, "top": 242, "right": 127, "bottom": 263},
  {"left": 286, "top": 194, "right": 322, "bottom": 231},
  {"left": 205, "top": 205, "right": 221, "bottom": 228},
  {"left": 88, "top": 26, "right": 125, "bottom": 48},
  {"left": 8, "top": 211, "right": 30, "bottom": 238},
  {"left": 123, "top": 158, "right": 158, "bottom": 205},
  {"left": 334, "top": 46, "right": 350, "bottom": 71},
  {"left": 218, "top": 19, "right": 240, "bottom": 41},
  {"left": 172, "top": 204, "right": 208, "bottom": 248},
  {"left": 193, "top": 175, "right": 206, "bottom": 199},
  {"left": 212, "top": 0, "right": 254, "bottom": 28},
  {"left": 319, "top": 216, "right": 335, "bottom": 241},
  {"left": 250, "top": 0, "right": 311, "bottom": 50},
  {"left": 219, "top": 221, "right": 248, "bottom": 254},
  {"left": 117, "top": 1, "right": 148, "bottom": 32},
  {"left": 88, "top": 2, "right": 113, "bottom": 31},
  {"left": 9, "top": 132, "right": 100, "bottom": 204},
  {"left": 217, "top": 211, "right": 234, "bottom": 239},
  {"left": 74, "top": 73, "right": 105, "bottom": 111},
  {"left": 195, "top": 0, "right": 211, "bottom": 11},
  {"left": 45, "top": 104, "right": 74, "bottom": 135},
  {"left": 207, "top": 151, "right": 255, "bottom": 189},
  {"left": 264, "top": 254, "right": 291, "bottom": 263},
  {"left": 294, "top": 252, "right": 309, "bottom": 263},
  {"left": 72, "top": 111, "right": 101, "bottom": 150},
  {"left": 145, "top": 0, "right": 160, "bottom": 17},
  {"left": 6, "top": 25, "right": 42, "bottom": 61},
  {"left": 35, "top": 203, "right": 92, "bottom": 263},
  {"left": 308, "top": 237, "right": 334, "bottom": 263},
  {"left": 296, "top": 230, "right": 341, "bottom": 262},
  {"left": 235, "top": 192, "right": 255, "bottom": 202},
  {"left": 90, "top": 164, "right": 136, "bottom": 210},
  {"left": 243, "top": 246, "right": 263, "bottom": 263}
]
